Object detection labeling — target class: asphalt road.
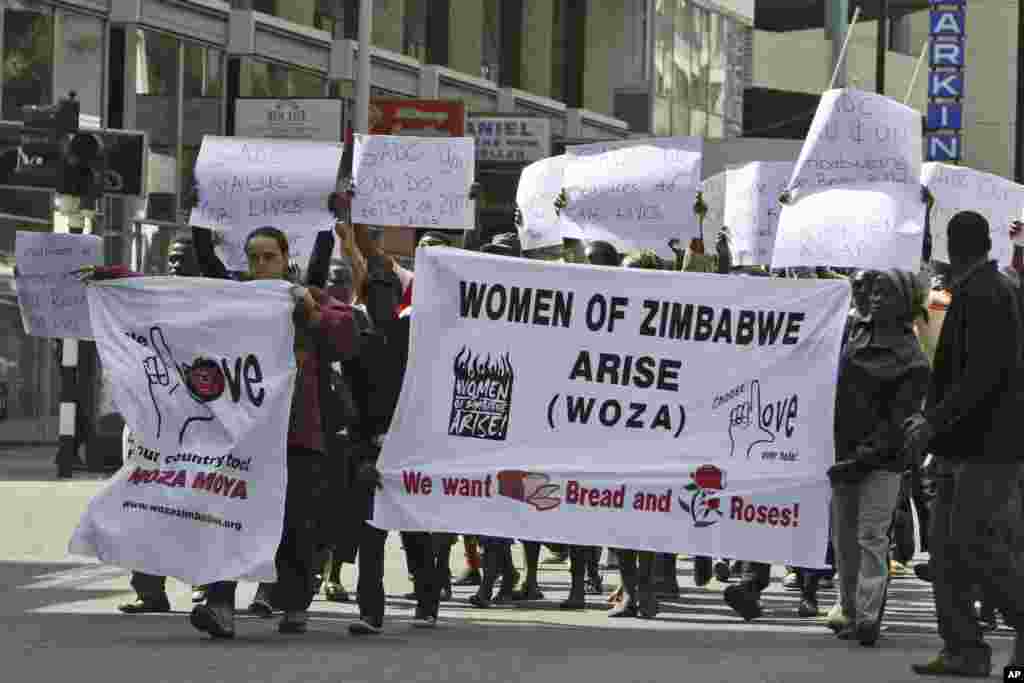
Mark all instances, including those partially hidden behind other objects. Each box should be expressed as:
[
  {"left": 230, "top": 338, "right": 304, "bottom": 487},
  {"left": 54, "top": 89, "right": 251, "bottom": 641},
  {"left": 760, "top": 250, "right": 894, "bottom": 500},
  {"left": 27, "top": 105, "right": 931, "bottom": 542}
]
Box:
[{"left": 1, "top": 446, "right": 1015, "bottom": 683}]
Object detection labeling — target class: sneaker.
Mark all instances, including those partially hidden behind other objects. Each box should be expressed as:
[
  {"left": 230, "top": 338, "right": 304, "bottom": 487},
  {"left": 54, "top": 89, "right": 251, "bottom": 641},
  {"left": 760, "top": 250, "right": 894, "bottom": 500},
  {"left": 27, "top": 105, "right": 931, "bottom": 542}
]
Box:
[
  {"left": 249, "top": 596, "right": 273, "bottom": 618},
  {"left": 412, "top": 611, "right": 437, "bottom": 629},
  {"left": 723, "top": 584, "right": 763, "bottom": 621},
  {"left": 911, "top": 650, "right": 991, "bottom": 678},
  {"left": 783, "top": 571, "right": 801, "bottom": 590},
  {"left": 348, "top": 616, "right": 383, "bottom": 635},
  {"left": 190, "top": 604, "right": 235, "bottom": 639},
  {"left": 324, "top": 582, "right": 349, "bottom": 603},
  {"left": 797, "top": 598, "right": 819, "bottom": 618},
  {"left": 278, "top": 611, "right": 308, "bottom": 634},
  {"left": 118, "top": 595, "right": 171, "bottom": 614},
  {"left": 191, "top": 586, "right": 208, "bottom": 604},
  {"left": 825, "top": 603, "right": 850, "bottom": 633},
  {"left": 856, "top": 620, "right": 880, "bottom": 646},
  {"left": 453, "top": 568, "right": 482, "bottom": 586}
]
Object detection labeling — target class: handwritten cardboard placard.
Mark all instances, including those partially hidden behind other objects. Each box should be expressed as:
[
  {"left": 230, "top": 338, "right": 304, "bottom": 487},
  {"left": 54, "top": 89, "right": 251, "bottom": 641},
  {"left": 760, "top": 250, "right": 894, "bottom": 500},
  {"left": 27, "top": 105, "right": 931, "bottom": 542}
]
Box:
[
  {"left": 515, "top": 155, "right": 581, "bottom": 251},
  {"left": 15, "top": 231, "right": 102, "bottom": 340},
  {"left": 189, "top": 136, "right": 344, "bottom": 235},
  {"left": 786, "top": 89, "right": 921, "bottom": 203},
  {"left": 772, "top": 183, "right": 925, "bottom": 271},
  {"left": 351, "top": 134, "right": 475, "bottom": 230},
  {"left": 724, "top": 162, "right": 794, "bottom": 266},
  {"left": 560, "top": 137, "right": 703, "bottom": 258},
  {"left": 922, "top": 163, "right": 1022, "bottom": 266}
]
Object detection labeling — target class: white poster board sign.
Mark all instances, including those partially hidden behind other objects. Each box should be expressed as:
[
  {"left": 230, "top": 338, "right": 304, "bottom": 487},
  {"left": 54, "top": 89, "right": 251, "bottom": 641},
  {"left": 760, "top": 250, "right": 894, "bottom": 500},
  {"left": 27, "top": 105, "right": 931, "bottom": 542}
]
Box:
[
  {"left": 922, "top": 163, "right": 1022, "bottom": 266},
  {"left": 786, "top": 89, "right": 922, "bottom": 202},
  {"left": 515, "top": 155, "right": 580, "bottom": 251},
  {"left": 15, "top": 231, "right": 103, "bottom": 340},
  {"left": 351, "top": 134, "right": 475, "bottom": 230},
  {"left": 70, "top": 277, "right": 297, "bottom": 585},
  {"left": 772, "top": 184, "right": 925, "bottom": 270},
  {"left": 215, "top": 228, "right": 321, "bottom": 276},
  {"left": 189, "top": 136, "right": 344, "bottom": 235},
  {"left": 560, "top": 137, "right": 703, "bottom": 258},
  {"left": 724, "top": 162, "right": 794, "bottom": 266},
  {"left": 700, "top": 171, "right": 727, "bottom": 238},
  {"left": 373, "top": 249, "right": 849, "bottom": 569}
]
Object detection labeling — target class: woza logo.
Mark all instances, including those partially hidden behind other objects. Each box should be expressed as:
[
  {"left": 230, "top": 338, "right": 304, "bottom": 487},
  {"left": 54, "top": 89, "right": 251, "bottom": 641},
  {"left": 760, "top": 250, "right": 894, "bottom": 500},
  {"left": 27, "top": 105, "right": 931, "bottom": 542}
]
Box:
[
  {"left": 716, "top": 379, "right": 799, "bottom": 462},
  {"left": 449, "top": 347, "right": 514, "bottom": 441},
  {"left": 679, "top": 465, "right": 727, "bottom": 528},
  {"left": 497, "top": 470, "right": 561, "bottom": 511}
]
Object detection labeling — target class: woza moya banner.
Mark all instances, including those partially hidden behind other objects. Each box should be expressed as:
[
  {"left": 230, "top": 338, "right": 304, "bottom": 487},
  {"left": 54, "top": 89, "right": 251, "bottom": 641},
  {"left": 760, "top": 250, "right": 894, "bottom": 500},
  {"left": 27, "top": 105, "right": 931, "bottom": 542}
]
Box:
[
  {"left": 69, "top": 277, "right": 297, "bottom": 585},
  {"left": 374, "top": 251, "right": 850, "bottom": 568}
]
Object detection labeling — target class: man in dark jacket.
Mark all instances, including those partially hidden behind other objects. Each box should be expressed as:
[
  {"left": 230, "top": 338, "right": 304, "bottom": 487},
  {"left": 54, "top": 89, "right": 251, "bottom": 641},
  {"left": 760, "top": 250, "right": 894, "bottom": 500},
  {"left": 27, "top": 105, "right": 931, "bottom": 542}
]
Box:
[{"left": 905, "top": 210, "right": 1024, "bottom": 678}]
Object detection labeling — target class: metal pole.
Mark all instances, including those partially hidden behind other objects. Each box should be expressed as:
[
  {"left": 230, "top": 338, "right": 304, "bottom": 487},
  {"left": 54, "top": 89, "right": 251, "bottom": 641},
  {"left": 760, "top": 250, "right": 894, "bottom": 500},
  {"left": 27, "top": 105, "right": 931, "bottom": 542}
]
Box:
[
  {"left": 829, "top": 0, "right": 852, "bottom": 89},
  {"left": 904, "top": 40, "right": 928, "bottom": 105},
  {"left": 355, "top": 0, "right": 373, "bottom": 134},
  {"left": 876, "top": 0, "right": 889, "bottom": 94},
  {"left": 829, "top": 5, "right": 861, "bottom": 90},
  {"left": 54, "top": 195, "right": 82, "bottom": 479}
]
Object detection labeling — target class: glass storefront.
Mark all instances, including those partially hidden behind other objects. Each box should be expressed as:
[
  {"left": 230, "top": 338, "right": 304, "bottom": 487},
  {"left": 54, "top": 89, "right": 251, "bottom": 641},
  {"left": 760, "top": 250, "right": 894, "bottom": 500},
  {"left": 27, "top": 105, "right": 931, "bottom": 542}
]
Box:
[{"left": 654, "top": 0, "right": 748, "bottom": 138}]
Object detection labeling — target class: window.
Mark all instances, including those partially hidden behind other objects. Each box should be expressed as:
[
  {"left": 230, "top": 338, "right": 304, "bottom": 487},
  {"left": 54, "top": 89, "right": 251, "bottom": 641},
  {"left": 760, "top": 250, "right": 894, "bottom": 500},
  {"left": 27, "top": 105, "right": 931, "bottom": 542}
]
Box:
[
  {"left": 2, "top": 4, "right": 54, "bottom": 121},
  {"left": 182, "top": 45, "right": 224, "bottom": 213},
  {"left": 482, "top": 0, "right": 501, "bottom": 82},
  {"left": 55, "top": 11, "right": 104, "bottom": 120}
]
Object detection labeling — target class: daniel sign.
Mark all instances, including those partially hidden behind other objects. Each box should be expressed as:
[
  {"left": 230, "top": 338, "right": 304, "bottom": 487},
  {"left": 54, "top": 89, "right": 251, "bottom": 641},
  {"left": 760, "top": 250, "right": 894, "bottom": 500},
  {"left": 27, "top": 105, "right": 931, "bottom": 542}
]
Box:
[{"left": 468, "top": 115, "right": 552, "bottom": 164}]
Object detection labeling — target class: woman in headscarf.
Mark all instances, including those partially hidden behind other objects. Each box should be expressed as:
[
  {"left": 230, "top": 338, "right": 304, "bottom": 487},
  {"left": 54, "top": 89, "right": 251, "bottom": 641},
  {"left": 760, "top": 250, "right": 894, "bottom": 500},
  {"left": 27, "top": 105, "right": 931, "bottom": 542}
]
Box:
[{"left": 827, "top": 269, "right": 931, "bottom": 647}]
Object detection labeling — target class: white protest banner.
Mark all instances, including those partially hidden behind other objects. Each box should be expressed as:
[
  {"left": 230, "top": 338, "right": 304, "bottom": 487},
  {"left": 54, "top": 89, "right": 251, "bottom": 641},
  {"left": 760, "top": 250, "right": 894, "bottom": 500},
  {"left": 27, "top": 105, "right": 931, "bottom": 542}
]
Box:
[
  {"left": 351, "top": 134, "right": 475, "bottom": 229},
  {"left": 189, "top": 136, "right": 344, "bottom": 235},
  {"left": 700, "top": 171, "right": 727, "bottom": 237},
  {"left": 69, "top": 277, "right": 296, "bottom": 585},
  {"left": 15, "top": 231, "right": 102, "bottom": 340},
  {"left": 922, "top": 163, "right": 1022, "bottom": 266},
  {"left": 515, "top": 155, "right": 580, "bottom": 251},
  {"left": 373, "top": 250, "right": 849, "bottom": 568},
  {"left": 772, "top": 184, "right": 925, "bottom": 270},
  {"left": 724, "top": 162, "right": 794, "bottom": 266},
  {"left": 786, "top": 89, "right": 921, "bottom": 202},
  {"left": 560, "top": 137, "right": 703, "bottom": 258}
]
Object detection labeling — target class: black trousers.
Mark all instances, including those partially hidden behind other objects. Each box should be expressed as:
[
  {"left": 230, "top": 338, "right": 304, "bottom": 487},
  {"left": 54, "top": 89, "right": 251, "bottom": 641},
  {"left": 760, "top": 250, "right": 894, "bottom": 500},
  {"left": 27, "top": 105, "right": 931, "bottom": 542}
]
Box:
[
  {"left": 206, "top": 449, "right": 321, "bottom": 612},
  {"left": 130, "top": 571, "right": 167, "bottom": 598},
  {"left": 401, "top": 531, "right": 450, "bottom": 618},
  {"left": 930, "top": 464, "right": 1024, "bottom": 655}
]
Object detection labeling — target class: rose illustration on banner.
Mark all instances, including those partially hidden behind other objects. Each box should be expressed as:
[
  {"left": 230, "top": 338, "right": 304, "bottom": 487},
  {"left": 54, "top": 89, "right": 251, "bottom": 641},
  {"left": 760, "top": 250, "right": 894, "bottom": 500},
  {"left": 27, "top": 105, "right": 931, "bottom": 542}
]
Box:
[
  {"left": 679, "top": 465, "right": 727, "bottom": 528},
  {"left": 497, "top": 470, "right": 561, "bottom": 511}
]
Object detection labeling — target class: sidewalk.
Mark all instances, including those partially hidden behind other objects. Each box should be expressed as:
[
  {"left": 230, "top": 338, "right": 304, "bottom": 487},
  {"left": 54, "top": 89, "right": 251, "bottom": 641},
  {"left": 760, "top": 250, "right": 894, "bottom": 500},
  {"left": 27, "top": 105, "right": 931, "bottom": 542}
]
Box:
[{"left": 0, "top": 445, "right": 109, "bottom": 482}]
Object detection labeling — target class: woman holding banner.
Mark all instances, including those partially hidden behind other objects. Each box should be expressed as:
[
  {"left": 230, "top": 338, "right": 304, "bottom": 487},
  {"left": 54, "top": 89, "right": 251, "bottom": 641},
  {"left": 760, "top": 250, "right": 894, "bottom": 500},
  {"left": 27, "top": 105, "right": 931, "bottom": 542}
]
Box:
[{"left": 827, "top": 269, "right": 930, "bottom": 647}]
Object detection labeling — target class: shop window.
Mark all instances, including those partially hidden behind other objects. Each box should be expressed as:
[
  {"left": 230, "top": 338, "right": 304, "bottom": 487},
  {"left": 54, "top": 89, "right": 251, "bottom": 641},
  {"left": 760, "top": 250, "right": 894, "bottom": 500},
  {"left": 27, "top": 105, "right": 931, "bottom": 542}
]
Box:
[
  {"left": 482, "top": 0, "right": 501, "bottom": 82},
  {"left": 182, "top": 45, "right": 224, "bottom": 213},
  {"left": 55, "top": 11, "right": 104, "bottom": 120},
  {"left": 316, "top": 0, "right": 358, "bottom": 38},
  {"left": 2, "top": 4, "right": 54, "bottom": 121}
]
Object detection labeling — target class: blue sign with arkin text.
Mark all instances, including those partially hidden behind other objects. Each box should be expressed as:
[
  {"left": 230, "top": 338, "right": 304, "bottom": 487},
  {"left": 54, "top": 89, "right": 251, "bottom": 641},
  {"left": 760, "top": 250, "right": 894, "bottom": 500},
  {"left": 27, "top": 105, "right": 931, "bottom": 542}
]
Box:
[
  {"left": 930, "top": 10, "right": 965, "bottom": 36},
  {"left": 930, "top": 39, "right": 965, "bottom": 68},
  {"left": 927, "top": 103, "right": 963, "bottom": 130},
  {"left": 927, "top": 135, "right": 961, "bottom": 162},
  {"left": 928, "top": 71, "right": 965, "bottom": 99}
]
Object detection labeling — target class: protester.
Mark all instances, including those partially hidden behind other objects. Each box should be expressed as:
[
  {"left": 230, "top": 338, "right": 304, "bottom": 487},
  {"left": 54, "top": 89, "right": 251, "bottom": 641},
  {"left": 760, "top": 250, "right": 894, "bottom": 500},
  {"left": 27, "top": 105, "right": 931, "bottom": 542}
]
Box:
[
  {"left": 827, "top": 269, "right": 930, "bottom": 647},
  {"left": 905, "top": 210, "right": 1024, "bottom": 677},
  {"left": 117, "top": 233, "right": 203, "bottom": 615}
]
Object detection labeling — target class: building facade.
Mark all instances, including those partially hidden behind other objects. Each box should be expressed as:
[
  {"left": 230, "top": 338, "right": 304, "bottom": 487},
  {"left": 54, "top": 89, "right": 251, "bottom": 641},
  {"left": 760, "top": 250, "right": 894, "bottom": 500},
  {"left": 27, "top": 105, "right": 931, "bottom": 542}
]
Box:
[{"left": 0, "top": 0, "right": 752, "bottom": 450}]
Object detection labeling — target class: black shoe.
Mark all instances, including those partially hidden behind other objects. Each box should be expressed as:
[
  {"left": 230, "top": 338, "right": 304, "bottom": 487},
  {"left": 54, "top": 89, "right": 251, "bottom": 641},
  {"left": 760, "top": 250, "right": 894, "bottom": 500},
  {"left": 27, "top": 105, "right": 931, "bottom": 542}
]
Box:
[
  {"left": 638, "top": 591, "right": 658, "bottom": 620},
  {"left": 913, "top": 564, "right": 933, "bottom": 583},
  {"left": 248, "top": 596, "right": 273, "bottom": 618},
  {"left": 797, "top": 598, "right": 819, "bottom": 618},
  {"left": 468, "top": 594, "right": 492, "bottom": 609},
  {"left": 512, "top": 584, "right": 544, "bottom": 601},
  {"left": 191, "top": 586, "right": 208, "bottom": 604},
  {"left": 402, "top": 591, "right": 418, "bottom": 600},
  {"left": 607, "top": 601, "right": 637, "bottom": 618},
  {"left": 713, "top": 560, "right": 731, "bottom": 583},
  {"left": 856, "top": 620, "right": 880, "bottom": 647},
  {"left": 493, "top": 590, "right": 519, "bottom": 604},
  {"left": 118, "top": 596, "right": 171, "bottom": 614},
  {"left": 911, "top": 651, "right": 991, "bottom": 677},
  {"left": 349, "top": 617, "right": 383, "bottom": 635},
  {"left": 723, "top": 584, "right": 762, "bottom": 621},
  {"left": 324, "top": 582, "right": 349, "bottom": 603},
  {"left": 278, "top": 611, "right": 308, "bottom": 634},
  {"left": 190, "top": 604, "right": 235, "bottom": 639},
  {"left": 836, "top": 624, "right": 857, "bottom": 640},
  {"left": 453, "top": 568, "right": 482, "bottom": 586},
  {"left": 411, "top": 613, "right": 438, "bottom": 629},
  {"left": 585, "top": 576, "right": 604, "bottom": 595},
  {"left": 560, "top": 595, "right": 586, "bottom": 610}
]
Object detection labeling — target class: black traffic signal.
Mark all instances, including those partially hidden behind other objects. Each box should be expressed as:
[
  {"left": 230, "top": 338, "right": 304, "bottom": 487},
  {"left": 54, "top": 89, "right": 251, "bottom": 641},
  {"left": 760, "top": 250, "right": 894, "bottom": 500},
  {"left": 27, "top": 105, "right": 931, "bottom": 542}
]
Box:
[{"left": 60, "top": 131, "right": 107, "bottom": 207}]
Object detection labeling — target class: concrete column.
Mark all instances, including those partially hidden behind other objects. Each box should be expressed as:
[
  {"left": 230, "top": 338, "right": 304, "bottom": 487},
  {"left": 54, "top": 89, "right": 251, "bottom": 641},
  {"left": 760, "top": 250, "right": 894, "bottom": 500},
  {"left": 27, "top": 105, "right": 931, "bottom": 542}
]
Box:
[
  {"left": 373, "top": 0, "right": 404, "bottom": 54},
  {"left": 582, "top": 0, "right": 620, "bottom": 116},
  {"left": 520, "top": 0, "right": 554, "bottom": 98},
  {"left": 449, "top": 0, "right": 483, "bottom": 78},
  {"left": 274, "top": 0, "right": 315, "bottom": 28}
]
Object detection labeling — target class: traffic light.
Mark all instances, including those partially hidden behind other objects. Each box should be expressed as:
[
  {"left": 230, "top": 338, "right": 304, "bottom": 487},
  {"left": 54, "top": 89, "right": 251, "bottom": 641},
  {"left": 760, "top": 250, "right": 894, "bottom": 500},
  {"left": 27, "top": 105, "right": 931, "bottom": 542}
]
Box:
[{"left": 60, "top": 131, "right": 106, "bottom": 208}]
